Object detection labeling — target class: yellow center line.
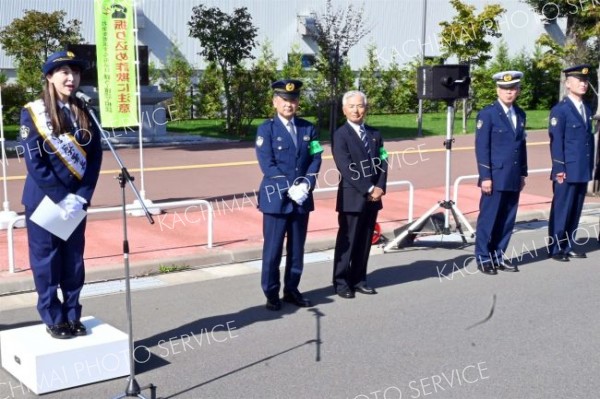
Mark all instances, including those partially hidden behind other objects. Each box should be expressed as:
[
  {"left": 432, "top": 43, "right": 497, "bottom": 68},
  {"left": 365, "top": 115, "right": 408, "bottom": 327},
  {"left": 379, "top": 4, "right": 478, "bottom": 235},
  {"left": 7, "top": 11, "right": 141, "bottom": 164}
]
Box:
[{"left": 0, "top": 141, "right": 551, "bottom": 181}]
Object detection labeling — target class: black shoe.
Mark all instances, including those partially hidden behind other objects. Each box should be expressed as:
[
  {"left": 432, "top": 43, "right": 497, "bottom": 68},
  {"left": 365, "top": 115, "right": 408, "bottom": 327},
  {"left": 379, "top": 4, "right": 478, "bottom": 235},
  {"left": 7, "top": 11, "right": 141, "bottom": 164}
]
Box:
[
  {"left": 566, "top": 250, "right": 586, "bottom": 258},
  {"left": 69, "top": 320, "right": 87, "bottom": 336},
  {"left": 265, "top": 298, "right": 282, "bottom": 311},
  {"left": 496, "top": 261, "right": 519, "bottom": 272},
  {"left": 282, "top": 291, "right": 312, "bottom": 307},
  {"left": 551, "top": 254, "right": 570, "bottom": 262},
  {"left": 46, "top": 323, "right": 73, "bottom": 339},
  {"left": 354, "top": 284, "right": 377, "bottom": 295},
  {"left": 336, "top": 288, "right": 355, "bottom": 298},
  {"left": 477, "top": 265, "right": 497, "bottom": 275}
]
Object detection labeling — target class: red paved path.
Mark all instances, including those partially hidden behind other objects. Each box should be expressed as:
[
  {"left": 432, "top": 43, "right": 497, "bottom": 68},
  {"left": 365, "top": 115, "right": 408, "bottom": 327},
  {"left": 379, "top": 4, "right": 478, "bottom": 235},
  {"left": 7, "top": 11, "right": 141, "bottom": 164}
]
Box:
[{"left": 2, "top": 130, "right": 599, "bottom": 287}]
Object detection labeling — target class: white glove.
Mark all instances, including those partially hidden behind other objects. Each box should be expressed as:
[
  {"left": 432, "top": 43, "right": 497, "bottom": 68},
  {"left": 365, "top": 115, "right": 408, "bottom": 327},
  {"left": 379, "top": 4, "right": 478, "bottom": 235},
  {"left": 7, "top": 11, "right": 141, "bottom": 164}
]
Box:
[
  {"left": 58, "top": 194, "right": 87, "bottom": 220},
  {"left": 294, "top": 192, "right": 308, "bottom": 205},
  {"left": 287, "top": 184, "right": 309, "bottom": 205},
  {"left": 296, "top": 182, "right": 309, "bottom": 195}
]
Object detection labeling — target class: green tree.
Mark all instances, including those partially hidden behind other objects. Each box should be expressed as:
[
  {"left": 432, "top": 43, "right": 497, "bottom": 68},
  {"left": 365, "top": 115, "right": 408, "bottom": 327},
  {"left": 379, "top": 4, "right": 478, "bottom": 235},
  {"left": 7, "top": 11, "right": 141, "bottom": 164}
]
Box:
[
  {"left": 308, "top": 0, "right": 369, "bottom": 134},
  {"left": 196, "top": 61, "right": 223, "bottom": 119},
  {"left": 528, "top": 44, "right": 561, "bottom": 110},
  {"left": 281, "top": 43, "right": 306, "bottom": 81},
  {"left": 0, "top": 83, "right": 28, "bottom": 124},
  {"left": 251, "top": 41, "right": 278, "bottom": 119},
  {"left": 524, "top": 0, "right": 599, "bottom": 112},
  {"left": 188, "top": 5, "right": 258, "bottom": 135},
  {"left": 281, "top": 43, "right": 311, "bottom": 116},
  {"left": 158, "top": 47, "right": 194, "bottom": 120},
  {"left": 358, "top": 42, "right": 385, "bottom": 114},
  {"left": 0, "top": 10, "right": 84, "bottom": 98},
  {"left": 438, "top": 0, "right": 505, "bottom": 132}
]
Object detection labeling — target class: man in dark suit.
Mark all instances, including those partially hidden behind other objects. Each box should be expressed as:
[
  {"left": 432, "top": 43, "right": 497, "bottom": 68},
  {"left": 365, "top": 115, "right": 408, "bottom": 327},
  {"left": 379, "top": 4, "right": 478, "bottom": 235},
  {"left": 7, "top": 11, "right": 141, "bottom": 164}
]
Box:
[
  {"left": 547, "top": 65, "right": 594, "bottom": 261},
  {"left": 474, "top": 71, "right": 528, "bottom": 274},
  {"left": 255, "top": 79, "right": 323, "bottom": 310},
  {"left": 332, "top": 90, "right": 388, "bottom": 298}
]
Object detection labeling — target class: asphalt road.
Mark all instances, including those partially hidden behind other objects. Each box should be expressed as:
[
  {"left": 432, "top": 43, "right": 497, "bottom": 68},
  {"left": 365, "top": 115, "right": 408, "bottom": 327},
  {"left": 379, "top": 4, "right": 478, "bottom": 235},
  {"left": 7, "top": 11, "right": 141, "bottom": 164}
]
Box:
[{"left": 1, "top": 215, "right": 599, "bottom": 399}]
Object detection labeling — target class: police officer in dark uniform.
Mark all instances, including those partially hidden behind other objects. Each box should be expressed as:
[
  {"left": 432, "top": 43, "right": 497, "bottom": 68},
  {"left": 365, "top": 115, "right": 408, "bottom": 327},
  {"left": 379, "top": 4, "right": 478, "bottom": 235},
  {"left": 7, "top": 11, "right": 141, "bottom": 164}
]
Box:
[
  {"left": 548, "top": 65, "right": 594, "bottom": 261},
  {"left": 474, "top": 71, "right": 527, "bottom": 274},
  {"left": 21, "top": 51, "right": 103, "bottom": 338},
  {"left": 255, "top": 79, "right": 323, "bottom": 310}
]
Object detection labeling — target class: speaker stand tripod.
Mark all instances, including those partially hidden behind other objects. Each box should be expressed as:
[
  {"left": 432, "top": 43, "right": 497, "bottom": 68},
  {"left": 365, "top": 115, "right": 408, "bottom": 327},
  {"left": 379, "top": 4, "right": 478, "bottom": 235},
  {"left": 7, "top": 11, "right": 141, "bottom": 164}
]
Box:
[{"left": 384, "top": 101, "right": 475, "bottom": 252}]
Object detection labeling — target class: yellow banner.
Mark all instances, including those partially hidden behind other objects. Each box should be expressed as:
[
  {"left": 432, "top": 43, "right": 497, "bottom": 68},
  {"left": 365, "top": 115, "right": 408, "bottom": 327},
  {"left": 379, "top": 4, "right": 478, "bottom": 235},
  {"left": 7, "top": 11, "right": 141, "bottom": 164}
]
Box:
[{"left": 94, "top": 0, "right": 139, "bottom": 127}]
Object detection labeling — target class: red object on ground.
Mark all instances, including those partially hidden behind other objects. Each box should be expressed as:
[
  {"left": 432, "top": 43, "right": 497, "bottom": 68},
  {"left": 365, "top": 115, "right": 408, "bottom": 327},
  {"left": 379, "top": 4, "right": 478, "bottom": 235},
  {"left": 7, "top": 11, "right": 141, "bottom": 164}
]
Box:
[{"left": 372, "top": 222, "right": 381, "bottom": 245}]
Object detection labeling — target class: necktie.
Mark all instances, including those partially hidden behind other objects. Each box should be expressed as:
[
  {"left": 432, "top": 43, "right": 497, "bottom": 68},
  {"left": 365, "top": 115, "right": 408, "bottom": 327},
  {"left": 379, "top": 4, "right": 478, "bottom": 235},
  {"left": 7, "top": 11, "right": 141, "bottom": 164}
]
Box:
[
  {"left": 287, "top": 121, "right": 297, "bottom": 148},
  {"left": 360, "top": 125, "right": 371, "bottom": 156},
  {"left": 507, "top": 108, "right": 516, "bottom": 131},
  {"left": 579, "top": 103, "right": 586, "bottom": 126},
  {"left": 62, "top": 106, "right": 75, "bottom": 133}
]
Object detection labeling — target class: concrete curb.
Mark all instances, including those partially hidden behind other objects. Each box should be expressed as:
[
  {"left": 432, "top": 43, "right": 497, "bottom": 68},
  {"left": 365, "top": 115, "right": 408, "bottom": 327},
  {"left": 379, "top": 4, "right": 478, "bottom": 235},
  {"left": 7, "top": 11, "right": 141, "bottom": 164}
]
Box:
[{"left": 2, "top": 204, "right": 599, "bottom": 296}]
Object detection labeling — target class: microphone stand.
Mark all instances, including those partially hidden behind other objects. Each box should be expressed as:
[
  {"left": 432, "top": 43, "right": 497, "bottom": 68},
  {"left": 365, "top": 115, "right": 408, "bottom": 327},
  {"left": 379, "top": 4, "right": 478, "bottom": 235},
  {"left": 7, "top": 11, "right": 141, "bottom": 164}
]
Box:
[{"left": 81, "top": 99, "right": 157, "bottom": 399}]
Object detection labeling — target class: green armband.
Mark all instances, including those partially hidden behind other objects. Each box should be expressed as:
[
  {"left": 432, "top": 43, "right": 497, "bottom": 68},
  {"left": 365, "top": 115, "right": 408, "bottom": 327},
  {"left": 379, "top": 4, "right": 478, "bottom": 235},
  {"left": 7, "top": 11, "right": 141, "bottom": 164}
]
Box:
[
  {"left": 379, "top": 147, "right": 388, "bottom": 160},
  {"left": 309, "top": 140, "right": 323, "bottom": 155}
]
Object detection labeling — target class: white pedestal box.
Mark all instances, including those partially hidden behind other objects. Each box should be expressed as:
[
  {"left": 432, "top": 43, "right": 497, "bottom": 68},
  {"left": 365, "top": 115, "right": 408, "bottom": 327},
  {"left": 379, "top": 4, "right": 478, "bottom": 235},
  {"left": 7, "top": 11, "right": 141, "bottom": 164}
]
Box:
[{"left": 0, "top": 316, "right": 130, "bottom": 394}]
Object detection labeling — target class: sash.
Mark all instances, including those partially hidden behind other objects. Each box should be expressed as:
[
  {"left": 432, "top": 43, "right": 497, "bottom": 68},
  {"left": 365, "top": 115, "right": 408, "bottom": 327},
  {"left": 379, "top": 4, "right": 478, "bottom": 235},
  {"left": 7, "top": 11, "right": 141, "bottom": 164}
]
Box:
[{"left": 25, "top": 100, "right": 87, "bottom": 180}]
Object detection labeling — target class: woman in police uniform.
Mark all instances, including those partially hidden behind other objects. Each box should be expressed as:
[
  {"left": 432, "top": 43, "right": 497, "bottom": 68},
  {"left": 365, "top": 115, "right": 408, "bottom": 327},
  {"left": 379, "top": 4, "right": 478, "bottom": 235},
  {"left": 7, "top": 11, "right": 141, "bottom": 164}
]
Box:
[{"left": 20, "top": 51, "right": 103, "bottom": 338}]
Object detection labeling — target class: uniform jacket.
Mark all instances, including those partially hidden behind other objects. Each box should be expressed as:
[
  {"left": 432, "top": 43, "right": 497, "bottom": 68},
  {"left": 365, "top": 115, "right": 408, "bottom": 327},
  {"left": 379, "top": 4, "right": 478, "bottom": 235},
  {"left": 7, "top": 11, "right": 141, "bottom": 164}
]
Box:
[
  {"left": 332, "top": 122, "right": 388, "bottom": 213},
  {"left": 475, "top": 100, "right": 528, "bottom": 191},
  {"left": 255, "top": 116, "right": 322, "bottom": 214},
  {"left": 549, "top": 97, "right": 594, "bottom": 183},
  {"left": 20, "top": 100, "right": 103, "bottom": 210}
]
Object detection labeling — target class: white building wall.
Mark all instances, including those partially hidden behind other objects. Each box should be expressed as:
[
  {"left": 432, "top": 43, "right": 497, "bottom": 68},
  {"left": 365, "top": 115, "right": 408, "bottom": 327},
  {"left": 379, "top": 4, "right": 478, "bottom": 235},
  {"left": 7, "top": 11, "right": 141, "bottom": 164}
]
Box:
[{"left": 0, "top": 0, "right": 556, "bottom": 72}]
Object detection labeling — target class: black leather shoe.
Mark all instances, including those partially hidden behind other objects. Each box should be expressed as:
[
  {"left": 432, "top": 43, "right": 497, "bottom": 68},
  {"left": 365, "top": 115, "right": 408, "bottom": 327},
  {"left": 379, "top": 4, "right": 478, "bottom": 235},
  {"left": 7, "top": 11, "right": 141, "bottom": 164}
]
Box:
[
  {"left": 69, "top": 320, "right": 87, "bottom": 336},
  {"left": 566, "top": 250, "right": 586, "bottom": 258},
  {"left": 46, "top": 323, "right": 73, "bottom": 339},
  {"left": 354, "top": 284, "right": 377, "bottom": 295},
  {"left": 477, "top": 265, "right": 497, "bottom": 275},
  {"left": 336, "top": 288, "right": 355, "bottom": 298},
  {"left": 265, "top": 298, "right": 282, "bottom": 311},
  {"left": 282, "top": 291, "right": 312, "bottom": 307},
  {"left": 496, "top": 261, "right": 519, "bottom": 272},
  {"left": 551, "top": 254, "right": 570, "bottom": 262}
]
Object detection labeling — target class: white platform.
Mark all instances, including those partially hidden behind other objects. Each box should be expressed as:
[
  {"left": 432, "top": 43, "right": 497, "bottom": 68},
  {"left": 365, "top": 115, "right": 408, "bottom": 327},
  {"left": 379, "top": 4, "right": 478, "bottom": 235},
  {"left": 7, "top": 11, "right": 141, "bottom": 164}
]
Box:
[{"left": 0, "top": 316, "right": 130, "bottom": 394}]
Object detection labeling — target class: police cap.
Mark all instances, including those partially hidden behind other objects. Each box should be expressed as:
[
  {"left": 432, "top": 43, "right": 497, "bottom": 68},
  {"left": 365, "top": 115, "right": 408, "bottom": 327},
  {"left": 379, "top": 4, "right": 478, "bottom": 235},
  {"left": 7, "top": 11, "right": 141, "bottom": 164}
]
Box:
[
  {"left": 563, "top": 64, "right": 591, "bottom": 80},
  {"left": 42, "top": 50, "right": 90, "bottom": 76},
  {"left": 492, "top": 71, "right": 523, "bottom": 88},
  {"left": 271, "top": 79, "right": 303, "bottom": 100}
]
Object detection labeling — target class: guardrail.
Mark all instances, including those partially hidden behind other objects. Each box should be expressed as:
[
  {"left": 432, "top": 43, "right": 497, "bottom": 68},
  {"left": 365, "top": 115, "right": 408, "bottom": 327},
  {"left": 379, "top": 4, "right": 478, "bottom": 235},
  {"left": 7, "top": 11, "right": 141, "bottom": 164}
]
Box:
[
  {"left": 6, "top": 200, "right": 213, "bottom": 274},
  {"left": 6, "top": 181, "right": 414, "bottom": 274},
  {"left": 452, "top": 168, "right": 551, "bottom": 207},
  {"left": 314, "top": 180, "right": 414, "bottom": 222}
]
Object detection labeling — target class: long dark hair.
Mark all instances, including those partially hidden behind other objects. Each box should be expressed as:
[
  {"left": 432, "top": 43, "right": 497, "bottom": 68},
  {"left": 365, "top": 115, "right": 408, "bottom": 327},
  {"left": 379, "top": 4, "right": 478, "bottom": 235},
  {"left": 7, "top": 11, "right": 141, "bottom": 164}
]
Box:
[{"left": 41, "top": 69, "right": 91, "bottom": 140}]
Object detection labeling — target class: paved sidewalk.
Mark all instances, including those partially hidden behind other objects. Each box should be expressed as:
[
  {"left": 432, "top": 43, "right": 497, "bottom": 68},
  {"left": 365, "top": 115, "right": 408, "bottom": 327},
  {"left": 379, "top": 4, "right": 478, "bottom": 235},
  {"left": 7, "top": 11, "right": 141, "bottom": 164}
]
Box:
[
  {"left": 2, "top": 131, "right": 600, "bottom": 294},
  {"left": 3, "top": 184, "right": 596, "bottom": 294}
]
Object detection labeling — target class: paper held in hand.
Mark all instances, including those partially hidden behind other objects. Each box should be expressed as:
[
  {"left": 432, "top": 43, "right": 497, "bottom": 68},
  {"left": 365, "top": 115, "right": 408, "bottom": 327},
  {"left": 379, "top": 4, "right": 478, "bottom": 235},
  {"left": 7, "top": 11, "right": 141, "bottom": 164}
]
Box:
[{"left": 30, "top": 196, "right": 86, "bottom": 241}]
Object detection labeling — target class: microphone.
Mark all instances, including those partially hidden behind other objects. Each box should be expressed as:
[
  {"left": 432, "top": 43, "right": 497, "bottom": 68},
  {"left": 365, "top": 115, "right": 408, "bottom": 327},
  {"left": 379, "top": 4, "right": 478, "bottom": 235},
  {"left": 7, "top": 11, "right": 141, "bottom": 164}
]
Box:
[{"left": 74, "top": 90, "right": 92, "bottom": 104}]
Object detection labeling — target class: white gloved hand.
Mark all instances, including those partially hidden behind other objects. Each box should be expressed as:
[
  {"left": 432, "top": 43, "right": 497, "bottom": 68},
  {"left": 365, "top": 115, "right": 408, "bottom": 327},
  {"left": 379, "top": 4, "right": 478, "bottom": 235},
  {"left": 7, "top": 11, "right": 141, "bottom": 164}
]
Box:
[
  {"left": 288, "top": 183, "right": 310, "bottom": 205},
  {"left": 58, "top": 194, "right": 87, "bottom": 220},
  {"left": 287, "top": 184, "right": 300, "bottom": 201},
  {"left": 294, "top": 192, "right": 308, "bottom": 205},
  {"left": 296, "top": 182, "right": 309, "bottom": 195}
]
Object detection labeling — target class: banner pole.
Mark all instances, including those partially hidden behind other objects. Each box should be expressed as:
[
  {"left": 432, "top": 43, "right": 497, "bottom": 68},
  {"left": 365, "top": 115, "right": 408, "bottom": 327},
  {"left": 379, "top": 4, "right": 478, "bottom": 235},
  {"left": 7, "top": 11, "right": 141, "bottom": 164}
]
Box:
[
  {"left": 0, "top": 84, "right": 18, "bottom": 229},
  {"left": 133, "top": 0, "right": 146, "bottom": 199}
]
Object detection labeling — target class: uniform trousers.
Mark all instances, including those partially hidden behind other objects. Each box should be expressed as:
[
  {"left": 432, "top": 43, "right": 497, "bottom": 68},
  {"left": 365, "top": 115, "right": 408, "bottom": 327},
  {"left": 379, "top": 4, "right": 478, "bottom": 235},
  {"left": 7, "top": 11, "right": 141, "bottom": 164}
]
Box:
[
  {"left": 548, "top": 182, "right": 587, "bottom": 255},
  {"left": 333, "top": 205, "right": 378, "bottom": 291},
  {"left": 261, "top": 209, "right": 309, "bottom": 300},
  {"left": 25, "top": 209, "right": 87, "bottom": 326},
  {"left": 474, "top": 190, "right": 520, "bottom": 265}
]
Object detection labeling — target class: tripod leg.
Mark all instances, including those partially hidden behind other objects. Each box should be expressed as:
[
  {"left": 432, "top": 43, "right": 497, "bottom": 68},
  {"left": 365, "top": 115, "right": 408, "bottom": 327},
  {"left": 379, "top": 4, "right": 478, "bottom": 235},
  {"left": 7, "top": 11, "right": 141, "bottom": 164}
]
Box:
[
  {"left": 383, "top": 202, "right": 441, "bottom": 252},
  {"left": 450, "top": 203, "right": 476, "bottom": 238},
  {"left": 448, "top": 205, "right": 468, "bottom": 244}
]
